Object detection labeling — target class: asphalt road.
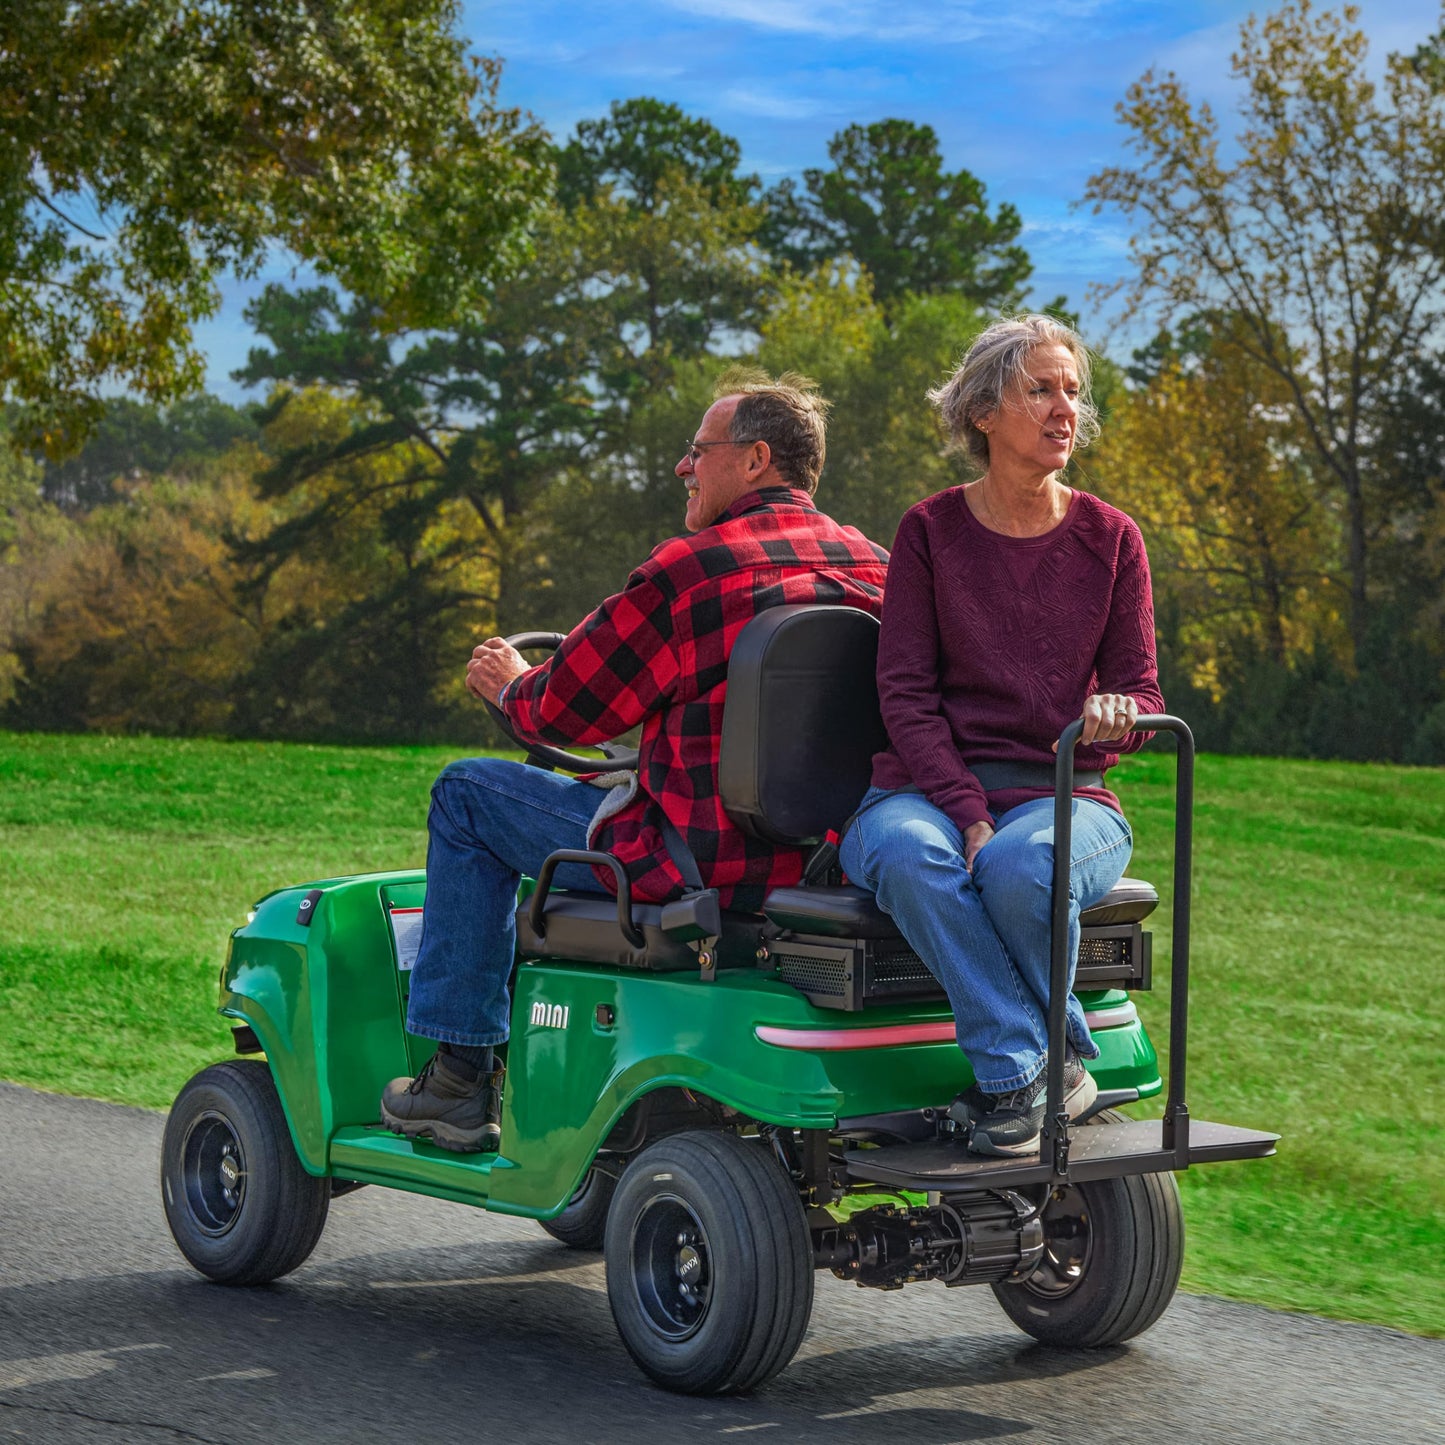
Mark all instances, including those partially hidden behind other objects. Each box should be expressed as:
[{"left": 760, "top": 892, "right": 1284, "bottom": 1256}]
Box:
[{"left": 2, "top": 1081, "right": 1441, "bottom": 1445}]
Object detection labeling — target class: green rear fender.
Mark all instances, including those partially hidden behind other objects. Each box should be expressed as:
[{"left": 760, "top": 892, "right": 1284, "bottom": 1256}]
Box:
[
  {"left": 491, "top": 966, "right": 1158, "bottom": 1216},
  {"left": 497, "top": 962, "right": 891, "bottom": 1215}
]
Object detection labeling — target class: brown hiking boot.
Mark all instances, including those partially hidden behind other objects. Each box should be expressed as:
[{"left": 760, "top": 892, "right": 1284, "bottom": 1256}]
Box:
[{"left": 380, "top": 1052, "right": 503, "bottom": 1153}]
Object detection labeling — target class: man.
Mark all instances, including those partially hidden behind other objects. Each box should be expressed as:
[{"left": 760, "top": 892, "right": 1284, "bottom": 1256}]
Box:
[{"left": 381, "top": 370, "right": 889, "bottom": 1151}]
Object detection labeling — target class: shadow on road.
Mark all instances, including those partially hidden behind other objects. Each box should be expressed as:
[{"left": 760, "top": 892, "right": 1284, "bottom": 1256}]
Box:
[{"left": 1, "top": 1226, "right": 1117, "bottom": 1443}]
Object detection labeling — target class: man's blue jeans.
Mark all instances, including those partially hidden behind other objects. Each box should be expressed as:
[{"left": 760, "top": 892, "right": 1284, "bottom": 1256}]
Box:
[
  {"left": 406, "top": 757, "right": 605, "bottom": 1048},
  {"left": 840, "top": 788, "right": 1133, "bottom": 1093}
]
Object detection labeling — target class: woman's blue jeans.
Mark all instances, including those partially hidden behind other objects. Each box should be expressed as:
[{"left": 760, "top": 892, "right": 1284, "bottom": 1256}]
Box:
[
  {"left": 840, "top": 788, "right": 1133, "bottom": 1093},
  {"left": 406, "top": 757, "right": 604, "bottom": 1048}
]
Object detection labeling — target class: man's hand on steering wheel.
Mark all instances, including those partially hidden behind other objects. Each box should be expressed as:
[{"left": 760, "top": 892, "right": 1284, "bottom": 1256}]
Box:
[
  {"left": 476, "top": 631, "right": 641, "bottom": 775},
  {"left": 466, "top": 637, "right": 530, "bottom": 704}
]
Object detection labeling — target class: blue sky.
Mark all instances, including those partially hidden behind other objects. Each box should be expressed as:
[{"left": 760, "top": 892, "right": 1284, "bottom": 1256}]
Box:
[{"left": 199, "top": 0, "right": 1443, "bottom": 397}]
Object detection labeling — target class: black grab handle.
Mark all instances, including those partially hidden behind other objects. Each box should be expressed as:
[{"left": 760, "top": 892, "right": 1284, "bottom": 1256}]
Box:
[
  {"left": 1042, "top": 716, "right": 1194, "bottom": 1174},
  {"left": 527, "top": 848, "right": 647, "bottom": 950}
]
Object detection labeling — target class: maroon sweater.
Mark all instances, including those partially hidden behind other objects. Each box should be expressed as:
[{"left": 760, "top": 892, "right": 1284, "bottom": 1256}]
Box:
[{"left": 872, "top": 486, "right": 1164, "bottom": 832}]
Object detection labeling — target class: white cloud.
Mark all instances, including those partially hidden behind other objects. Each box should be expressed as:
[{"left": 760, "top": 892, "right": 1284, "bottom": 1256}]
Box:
[
  {"left": 721, "top": 85, "right": 830, "bottom": 119},
  {"left": 661, "top": 0, "right": 874, "bottom": 39},
  {"left": 1021, "top": 216, "right": 1135, "bottom": 273},
  {"left": 657, "top": 0, "right": 1106, "bottom": 44}
]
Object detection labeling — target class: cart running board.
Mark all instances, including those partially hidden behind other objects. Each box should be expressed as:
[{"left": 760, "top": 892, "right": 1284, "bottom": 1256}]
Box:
[{"left": 844, "top": 1118, "right": 1278, "bottom": 1192}]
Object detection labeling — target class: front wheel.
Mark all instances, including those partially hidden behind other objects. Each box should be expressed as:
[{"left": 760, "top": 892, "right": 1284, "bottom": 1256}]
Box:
[
  {"left": 161, "top": 1060, "right": 330, "bottom": 1285},
  {"left": 605, "top": 1131, "right": 814, "bottom": 1395},
  {"left": 991, "top": 1112, "right": 1184, "bottom": 1346}
]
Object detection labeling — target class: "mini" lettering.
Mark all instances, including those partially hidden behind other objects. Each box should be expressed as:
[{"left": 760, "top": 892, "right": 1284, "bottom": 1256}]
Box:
[{"left": 529, "top": 1001, "right": 570, "bottom": 1029}]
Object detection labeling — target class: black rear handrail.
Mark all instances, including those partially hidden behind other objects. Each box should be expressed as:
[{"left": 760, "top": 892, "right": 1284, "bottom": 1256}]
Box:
[{"left": 1042, "top": 715, "right": 1193, "bottom": 1174}]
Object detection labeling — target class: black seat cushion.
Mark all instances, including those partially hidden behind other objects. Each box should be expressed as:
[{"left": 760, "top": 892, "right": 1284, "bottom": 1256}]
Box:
[
  {"left": 1078, "top": 877, "right": 1160, "bottom": 926},
  {"left": 516, "top": 893, "right": 763, "bottom": 972},
  {"left": 762, "top": 878, "right": 1159, "bottom": 940},
  {"left": 761, "top": 884, "right": 904, "bottom": 940}
]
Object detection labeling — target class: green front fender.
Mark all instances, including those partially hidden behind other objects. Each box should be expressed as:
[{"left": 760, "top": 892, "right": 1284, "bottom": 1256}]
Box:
[{"left": 220, "top": 873, "right": 421, "bottom": 1175}]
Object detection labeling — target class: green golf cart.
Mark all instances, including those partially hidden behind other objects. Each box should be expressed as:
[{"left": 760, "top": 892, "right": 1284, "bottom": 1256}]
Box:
[{"left": 161, "top": 604, "right": 1277, "bottom": 1396}]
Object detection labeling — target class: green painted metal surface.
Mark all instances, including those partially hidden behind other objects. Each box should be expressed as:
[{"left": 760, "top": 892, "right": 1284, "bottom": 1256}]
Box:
[
  {"left": 221, "top": 872, "right": 421, "bottom": 1175},
  {"left": 219, "top": 869, "right": 1163, "bottom": 1215}
]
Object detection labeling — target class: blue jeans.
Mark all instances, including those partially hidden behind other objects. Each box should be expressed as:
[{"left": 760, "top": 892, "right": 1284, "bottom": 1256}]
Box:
[
  {"left": 406, "top": 757, "right": 605, "bottom": 1047},
  {"left": 840, "top": 789, "right": 1133, "bottom": 1093}
]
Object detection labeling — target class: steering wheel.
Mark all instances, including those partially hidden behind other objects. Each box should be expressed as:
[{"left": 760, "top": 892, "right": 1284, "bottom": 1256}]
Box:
[{"left": 483, "top": 631, "right": 641, "bottom": 775}]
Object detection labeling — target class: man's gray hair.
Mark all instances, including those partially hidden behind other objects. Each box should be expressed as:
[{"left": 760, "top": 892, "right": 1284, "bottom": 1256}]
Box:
[
  {"left": 714, "top": 366, "right": 831, "bottom": 494},
  {"left": 927, "top": 314, "right": 1101, "bottom": 470}
]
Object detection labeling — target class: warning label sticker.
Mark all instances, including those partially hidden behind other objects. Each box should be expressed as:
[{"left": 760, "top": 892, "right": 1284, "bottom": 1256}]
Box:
[{"left": 388, "top": 907, "right": 424, "bottom": 971}]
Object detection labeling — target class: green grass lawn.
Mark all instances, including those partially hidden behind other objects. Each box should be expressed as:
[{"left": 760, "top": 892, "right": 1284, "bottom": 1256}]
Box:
[{"left": 1, "top": 731, "right": 1441, "bottom": 1337}]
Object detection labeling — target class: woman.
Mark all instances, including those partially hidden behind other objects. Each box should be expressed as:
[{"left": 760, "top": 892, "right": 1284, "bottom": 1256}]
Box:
[{"left": 841, "top": 314, "right": 1164, "bottom": 1158}]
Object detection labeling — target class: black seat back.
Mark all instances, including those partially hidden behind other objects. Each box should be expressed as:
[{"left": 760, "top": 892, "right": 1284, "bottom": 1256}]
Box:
[{"left": 719, "top": 604, "right": 886, "bottom": 845}]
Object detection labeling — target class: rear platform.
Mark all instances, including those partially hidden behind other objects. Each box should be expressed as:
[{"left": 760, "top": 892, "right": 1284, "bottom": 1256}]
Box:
[{"left": 845, "top": 1115, "right": 1278, "bottom": 1192}]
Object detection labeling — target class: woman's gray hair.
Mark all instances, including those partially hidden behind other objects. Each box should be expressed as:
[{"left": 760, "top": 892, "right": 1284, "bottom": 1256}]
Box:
[{"left": 927, "top": 314, "right": 1101, "bottom": 470}]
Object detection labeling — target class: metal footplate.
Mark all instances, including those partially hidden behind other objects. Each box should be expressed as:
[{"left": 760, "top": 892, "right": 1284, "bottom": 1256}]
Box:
[{"left": 843, "top": 1117, "right": 1279, "bottom": 1192}]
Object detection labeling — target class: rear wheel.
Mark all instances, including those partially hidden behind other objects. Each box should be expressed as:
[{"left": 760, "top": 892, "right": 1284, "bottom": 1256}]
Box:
[
  {"left": 990, "top": 1112, "right": 1184, "bottom": 1346},
  {"left": 605, "top": 1130, "right": 814, "bottom": 1395},
  {"left": 161, "top": 1060, "right": 330, "bottom": 1285},
  {"left": 539, "top": 1164, "right": 618, "bottom": 1250}
]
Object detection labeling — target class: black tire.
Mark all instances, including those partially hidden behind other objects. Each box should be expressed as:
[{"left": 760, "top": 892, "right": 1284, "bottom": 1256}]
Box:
[
  {"left": 539, "top": 1165, "right": 618, "bottom": 1250},
  {"left": 161, "top": 1060, "right": 330, "bottom": 1286},
  {"left": 991, "top": 1110, "right": 1184, "bottom": 1347},
  {"left": 604, "top": 1130, "right": 814, "bottom": 1395}
]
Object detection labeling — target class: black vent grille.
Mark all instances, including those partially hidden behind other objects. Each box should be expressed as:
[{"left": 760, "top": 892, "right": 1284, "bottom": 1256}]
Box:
[
  {"left": 1078, "top": 935, "right": 1128, "bottom": 969},
  {"left": 1073, "top": 924, "right": 1150, "bottom": 990},
  {"left": 768, "top": 921, "right": 1149, "bottom": 1011},
  {"left": 867, "top": 949, "right": 938, "bottom": 992},
  {"left": 773, "top": 951, "right": 851, "bottom": 995}
]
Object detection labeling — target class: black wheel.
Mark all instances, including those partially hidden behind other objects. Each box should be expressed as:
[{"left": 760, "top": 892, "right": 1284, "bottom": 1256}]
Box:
[
  {"left": 604, "top": 1130, "right": 814, "bottom": 1395},
  {"left": 991, "top": 1111, "right": 1184, "bottom": 1347},
  {"left": 161, "top": 1060, "right": 330, "bottom": 1285},
  {"left": 539, "top": 1164, "right": 618, "bottom": 1250}
]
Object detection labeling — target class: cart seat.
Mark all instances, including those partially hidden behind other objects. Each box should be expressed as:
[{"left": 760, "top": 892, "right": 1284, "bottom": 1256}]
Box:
[
  {"left": 760, "top": 876, "right": 1158, "bottom": 940},
  {"left": 515, "top": 894, "right": 763, "bottom": 973},
  {"left": 515, "top": 603, "right": 884, "bottom": 973}
]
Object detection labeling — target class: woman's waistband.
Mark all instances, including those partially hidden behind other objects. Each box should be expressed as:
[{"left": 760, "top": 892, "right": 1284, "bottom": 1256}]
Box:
[{"left": 970, "top": 760, "right": 1105, "bottom": 791}]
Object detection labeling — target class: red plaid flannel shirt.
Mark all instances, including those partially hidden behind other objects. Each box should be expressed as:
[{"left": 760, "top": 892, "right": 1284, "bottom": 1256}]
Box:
[{"left": 500, "top": 487, "right": 888, "bottom": 910}]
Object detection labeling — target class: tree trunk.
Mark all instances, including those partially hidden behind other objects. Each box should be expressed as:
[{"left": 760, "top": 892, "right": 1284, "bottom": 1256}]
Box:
[{"left": 1341, "top": 463, "right": 1370, "bottom": 669}]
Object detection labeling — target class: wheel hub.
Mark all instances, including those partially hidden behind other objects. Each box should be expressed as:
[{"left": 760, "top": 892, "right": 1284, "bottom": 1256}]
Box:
[
  {"left": 181, "top": 1111, "right": 247, "bottom": 1237},
  {"left": 630, "top": 1195, "right": 712, "bottom": 1341},
  {"left": 673, "top": 1235, "right": 706, "bottom": 1304},
  {"left": 1020, "top": 1184, "right": 1091, "bottom": 1298}
]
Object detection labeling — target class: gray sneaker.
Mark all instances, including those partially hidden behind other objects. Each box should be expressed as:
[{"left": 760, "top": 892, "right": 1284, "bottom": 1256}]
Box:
[
  {"left": 381, "top": 1053, "right": 503, "bottom": 1153},
  {"left": 963, "top": 1046, "right": 1099, "bottom": 1158}
]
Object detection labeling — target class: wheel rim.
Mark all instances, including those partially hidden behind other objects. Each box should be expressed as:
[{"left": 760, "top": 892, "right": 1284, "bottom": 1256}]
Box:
[
  {"left": 1020, "top": 1184, "right": 1092, "bottom": 1298},
  {"left": 629, "top": 1193, "right": 712, "bottom": 1341},
  {"left": 181, "top": 1110, "right": 247, "bottom": 1237}
]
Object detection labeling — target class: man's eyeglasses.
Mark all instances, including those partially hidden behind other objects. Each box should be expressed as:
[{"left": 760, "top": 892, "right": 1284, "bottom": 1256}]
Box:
[{"left": 683, "top": 438, "right": 760, "bottom": 464}]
